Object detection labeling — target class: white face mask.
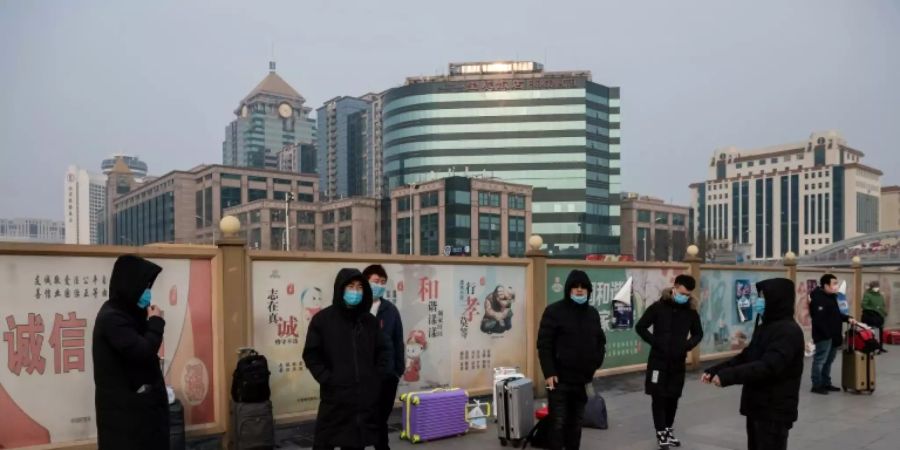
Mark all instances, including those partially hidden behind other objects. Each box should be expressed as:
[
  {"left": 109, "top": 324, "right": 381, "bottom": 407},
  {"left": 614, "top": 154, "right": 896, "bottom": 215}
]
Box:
[{"left": 873, "top": 287, "right": 880, "bottom": 293}]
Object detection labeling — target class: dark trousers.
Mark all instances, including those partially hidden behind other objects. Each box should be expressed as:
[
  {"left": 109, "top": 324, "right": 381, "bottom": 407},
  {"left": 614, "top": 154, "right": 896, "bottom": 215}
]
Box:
[
  {"left": 547, "top": 382, "right": 588, "bottom": 450},
  {"left": 811, "top": 340, "right": 839, "bottom": 388},
  {"left": 862, "top": 310, "right": 886, "bottom": 349},
  {"left": 651, "top": 395, "right": 679, "bottom": 431},
  {"left": 374, "top": 375, "right": 400, "bottom": 450},
  {"left": 746, "top": 417, "right": 790, "bottom": 450}
]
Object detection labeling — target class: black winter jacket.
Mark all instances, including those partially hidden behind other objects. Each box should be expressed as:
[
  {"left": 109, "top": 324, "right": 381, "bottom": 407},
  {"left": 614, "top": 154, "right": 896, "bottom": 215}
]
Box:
[
  {"left": 537, "top": 270, "right": 606, "bottom": 385},
  {"left": 374, "top": 297, "right": 405, "bottom": 378},
  {"left": 635, "top": 290, "right": 703, "bottom": 398},
  {"left": 302, "top": 268, "right": 387, "bottom": 448},
  {"left": 810, "top": 287, "right": 850, "bottom": 346},
  {"left": 707, "top": 278, "right": 805, "bottom": 425},
  {"left": 92, "top": 255, "right": 168, "bottom": 450}
]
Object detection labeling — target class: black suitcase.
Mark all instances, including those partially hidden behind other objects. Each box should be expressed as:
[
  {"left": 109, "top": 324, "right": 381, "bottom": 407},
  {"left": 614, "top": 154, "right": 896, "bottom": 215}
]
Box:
[
  {"left": 169, "top": 399, "right": 186, "bottom": 450},
  {"left": 232, "top": 401, "right": 275, "bottom": 449}
]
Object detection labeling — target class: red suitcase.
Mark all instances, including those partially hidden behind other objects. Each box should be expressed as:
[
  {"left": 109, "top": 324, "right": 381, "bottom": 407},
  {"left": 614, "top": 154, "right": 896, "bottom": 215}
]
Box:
[{"left": 884, "top": 330, "right": 900, "bottom": 345}]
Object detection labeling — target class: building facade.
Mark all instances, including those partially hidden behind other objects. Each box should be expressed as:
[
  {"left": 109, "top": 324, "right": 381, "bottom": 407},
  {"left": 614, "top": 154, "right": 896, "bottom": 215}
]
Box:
[
  {"left": 276, "top": 143, "right": 317, "bottom": 174},
  {"left": 620, "top": 193, "right": 690, "bottom": 261},
  {"left": 690, "top": 131, "right": 883, "bottom": 260},
  {"left": 223, "top": 62, "right": 316, "bottom": 169},
  {"left": 316, "top": 94, "right": 385, "bottom": 200},
  {"left": 0, "top": 218, "right": 65, "bottom": 243},
  {"left": 882, "top": 186, "right": 900, "bottom": 231},
  {"left": 224, "top": 197, "right": 378, "bottom": 253},
  {"left": 100, "top": 164, "right": 318, "bottom": 246},
  {"left": 65, "top": 166, "right": 107, "bottom": 244},
  {"left": 101, "top": 154, "right": 148, "bottom": 177},
  {"left": 382, "top": 61, "right": 621, "bottom": 257},
  {"left": 390, "top": 176, "right": 532, "bottom": 257}
]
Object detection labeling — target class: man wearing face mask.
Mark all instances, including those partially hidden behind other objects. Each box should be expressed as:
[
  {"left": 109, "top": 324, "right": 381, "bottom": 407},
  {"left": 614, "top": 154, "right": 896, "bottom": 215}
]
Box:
[
  {"left": 809, "top": 273, "right": 858, "bottom": 394},
  {"left": 92, "top": 255, "right": 168, "bottom": 450},
  {"left": 702, "top": 278, "right": 804, "bottom": 450},
  {"left": 363, "top": 264, "right": 404, "bottom": 450},
  {"left": 537, "top": 270, "right": 606, "bottom": 450},
  {"left": 303, "top": 268, "right": 387, "bottom": 450},
  {"left": 635, "top": 275, "right": 703, "bottom": 449},
  {"left": 861, "top": 281, "right": 888, "bottom": 353}
]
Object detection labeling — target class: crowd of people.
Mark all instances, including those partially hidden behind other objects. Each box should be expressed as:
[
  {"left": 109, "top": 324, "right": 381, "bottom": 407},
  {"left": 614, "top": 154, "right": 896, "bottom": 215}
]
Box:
[{"left": 89, "top": 254, "right": 872, "bottom": 450}]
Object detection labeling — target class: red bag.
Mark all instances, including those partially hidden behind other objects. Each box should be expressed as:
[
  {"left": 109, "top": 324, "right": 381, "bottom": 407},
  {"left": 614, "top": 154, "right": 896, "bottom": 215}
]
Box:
[
  {"left": 850, "top": 326, "right": 879, "bottom": 354},
  {"left": 884, "top": 330, "right": 900, "bottom": 345}
]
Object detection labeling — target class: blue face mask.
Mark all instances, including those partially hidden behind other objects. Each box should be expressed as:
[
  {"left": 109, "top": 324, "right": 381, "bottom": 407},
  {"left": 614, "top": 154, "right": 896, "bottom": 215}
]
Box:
[
  {"left": 138, "top": 289, "right": 152, "bottom": 309},
  {"left": 673, "top": 292, "right": 690, "bottom": 305},
  {"left": 344, "top": 289, "right": 363, "bottom": 307},
  {"left": 571, "top": 294, "right": 588, "bottom": 304},
  {"left": 753, "top": 297, "right": 765, "bottom": 316},
  {"left": 370, "top": 283, "right": 386, "bottom": 299}
]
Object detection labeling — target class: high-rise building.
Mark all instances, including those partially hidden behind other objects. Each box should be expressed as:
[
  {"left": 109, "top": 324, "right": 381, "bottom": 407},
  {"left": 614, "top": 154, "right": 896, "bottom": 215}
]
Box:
[
  {"left": 690, "top": 131, "right": 883, "bottom": 260},
  {"left": 382, "top": 61, "right": 621, "bottom": 257},
  {"left": 620, "top": 193, "right": 690, "bottom": 262},
  {"left": 881, "top": 186, "right": 900, "bottom": 231},
  {"left": 0, "top": 218, "right": 65, "bottom": 243},
  {"left": 65, "top": 166, "right": 107, "bottom": 244},
  {"left": 316, "top": 95, "right": 384, "bottom": 199},
  {"left": 101, "top": 154, "right": 148, "bottom": 178},
  {"left": 390, "top": 176, "right": 532, "bottom": 257},
  {"left": 223, "top": 62, "right": 315, "bottom": 169}
]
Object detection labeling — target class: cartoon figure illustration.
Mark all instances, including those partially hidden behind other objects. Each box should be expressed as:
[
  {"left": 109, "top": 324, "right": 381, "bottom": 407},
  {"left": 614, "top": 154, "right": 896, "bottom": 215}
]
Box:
[
  {"left": 480, "top": 285, "right": 516, "bottom": 334},
  {"left": 300, "top": 287, "right": 324, "bottom": 321},
  {"left": 551, "top": 276, "right": 563, "bottom": 293},
  {"left": 404, "top": 330, "right": 427, "bottom": 382},
  {"left": 735, "top": 280, "right": 753, "bottom": 322}
]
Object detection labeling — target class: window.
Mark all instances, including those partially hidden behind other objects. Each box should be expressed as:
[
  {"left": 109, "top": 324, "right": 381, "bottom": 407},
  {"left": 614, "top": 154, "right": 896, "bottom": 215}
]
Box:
[
  {"left": 222, "top": 173, "right": 242, "bottom": 181},
  {"left": 397, "top": 197, "right": 411, "bottom": 212},
  {"left": 448, "top": 190, "right": 471, "bottom": 205},
  {"left": 248, "top": 176, "right": 267, "bottom": 183},
  {"left": 453, "top": 214, "right": 471, "bottom": 228},
  {"left": 274, "top": 178, "right": 292, "bottom": 185},
  {"left": 397, "top": 218, "right": 411, "bottom": 255},
  {"left": 798, "top": 153, "right": 804, "bottom": 160},
  {"left": 508, "top": 194, "right": 526, "bottom": 210},
  {"left": 637, "top": 210, "right": 651, "bottom": 223},
  {"left": 636, "top": 227, "right": 650, "bottom": 261},
  {"left": 672, "top": 214, "right": 686, "bottom": 226},
  {"left": 248, "top": 189, "right": 267, "bottom": 202},
  {"left": 273, "top": 191, "right": 287, "bottom": 201},
  {"left": 339, "top": 207, "right": 352, "bottom": 222},
  {"left": 250, "top": 210, "right": 261, "bottom": 224},
  {"left": 298, "top": 229, "right": 315, "bottom": 250},
  {"left": 771, "top": 158, "right": 778, "bottom": 164},
  {"left": 478, "top": 191, "right": 501, "bottom": 207},
  {"left": 221, "top": 187, "right": 241, "bottom": 216},
  {"left": 508, "top": 216, "right": 526, "bottom": 257},
  {"left": 338, "top": 226, "right": 352, "bottom": 252},
  {"left": 298, "top": 211, "right": 315, "bottom": 224},
  {"left": 759, "top": 159, "right": 766, "bottom": 165},
  {"left": 323, "top": 211, "right": 335, "bottom": 224},
  {"left": 748, "top": 161, "right": 755, "bottom": 167},
  {"left": 478, "top": 214, "right": 501, "bottom": 257},
  {"left": 297, "top": 193, "right": 314, "bottom": 202},
  {"left": 271, "top": 209, "right": 285, "bottom": 223},
  {"left": 736, "top": 162, "right": 743, "bottom": 169},
  {"left": 785, "top": 155, "right": 792, "bottom": 162},
  {"left": 420, "top": 213, "right": 439, "bottom": 255},
  {"left": 322, "top": 229, "right": 335, "bottom": 251},
  {"left": 420, "top": 191, "right": 439, "bottom": 208},
  {"left": 655, "top": 212, "right": 669, "bottom": 225}
]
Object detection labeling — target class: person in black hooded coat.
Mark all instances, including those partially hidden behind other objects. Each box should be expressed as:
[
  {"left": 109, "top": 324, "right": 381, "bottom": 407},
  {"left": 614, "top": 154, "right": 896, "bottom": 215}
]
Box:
[
  {"left": 703, "top": 278, "right": 804, "bottom": 450},
  {"left": 92, "top": 254, "right": 168, "bottom": 450},
  {"left": 303, "top": 268, "right": 387, "bottom": 450},
  {"left": 635, "top": 274, "right": 702, "bottom": 448},
  {"left": 537, "top": 270, "right": 606, "bottom": 450}
]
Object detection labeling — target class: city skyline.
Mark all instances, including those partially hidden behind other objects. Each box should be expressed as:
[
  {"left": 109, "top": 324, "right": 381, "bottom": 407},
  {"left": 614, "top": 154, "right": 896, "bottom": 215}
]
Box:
[{"left": 1, "top": 0, "right": 898, "bottom": 220}]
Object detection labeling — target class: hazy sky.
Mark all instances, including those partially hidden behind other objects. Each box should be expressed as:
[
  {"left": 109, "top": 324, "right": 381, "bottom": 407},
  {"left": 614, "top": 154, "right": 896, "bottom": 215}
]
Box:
[{"left": 1, "top": 0, "right": 898, "bottom": 219}]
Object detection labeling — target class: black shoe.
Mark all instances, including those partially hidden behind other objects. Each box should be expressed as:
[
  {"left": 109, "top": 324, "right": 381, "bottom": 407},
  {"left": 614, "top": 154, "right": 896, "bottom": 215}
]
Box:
[
  {"left": 665, "top": 428, "right": 681, "bottom": 447},
  {"left": 656, "top": 431, "right": 672, "bottom": 449},
  {"left": 811, "top": 386, "right": 829, "bottom": 395},
  {"left": 826, "top": 385, "right": 841, "bottom": 392}
]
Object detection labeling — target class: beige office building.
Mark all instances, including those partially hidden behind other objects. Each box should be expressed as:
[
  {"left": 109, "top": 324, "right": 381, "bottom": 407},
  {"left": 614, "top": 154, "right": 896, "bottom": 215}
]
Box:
[{"left": 620, "top": 193, "right": 690, "bottom": 261}]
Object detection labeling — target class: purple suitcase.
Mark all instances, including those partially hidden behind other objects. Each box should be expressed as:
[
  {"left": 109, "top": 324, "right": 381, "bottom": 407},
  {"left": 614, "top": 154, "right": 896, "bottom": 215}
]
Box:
[{"left": 399, "top": 388, "right": 469, "bottom": 443}]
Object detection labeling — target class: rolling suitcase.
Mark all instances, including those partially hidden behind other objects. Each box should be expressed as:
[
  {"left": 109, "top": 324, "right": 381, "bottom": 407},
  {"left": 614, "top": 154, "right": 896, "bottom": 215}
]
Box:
[
  {"left": 231, "top": 401, "right": 275, "bottom": 449},
  {"left": 842, "top": 325, "right": 876, "bottom": 394},
  {"left": 496, "top": 377, "right": 534, "bottom": 447},
  {"left": 399, "top": 388, "right": 469, "bottom": 443},
  {"left": 492, "top": 367, "right": 523, "bottom": 418}
]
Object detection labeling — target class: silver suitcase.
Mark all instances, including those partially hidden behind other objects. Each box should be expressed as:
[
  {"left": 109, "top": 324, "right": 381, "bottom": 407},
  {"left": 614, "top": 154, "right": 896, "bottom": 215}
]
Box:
[{"left": 496, "top": 377, "right": 534, "bottom": 447}]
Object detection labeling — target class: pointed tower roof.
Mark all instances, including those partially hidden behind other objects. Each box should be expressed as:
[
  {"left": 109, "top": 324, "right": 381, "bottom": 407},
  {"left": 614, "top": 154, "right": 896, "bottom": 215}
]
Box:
[{"left": 242, "top": 61, "right": 304, "bottom": 103}]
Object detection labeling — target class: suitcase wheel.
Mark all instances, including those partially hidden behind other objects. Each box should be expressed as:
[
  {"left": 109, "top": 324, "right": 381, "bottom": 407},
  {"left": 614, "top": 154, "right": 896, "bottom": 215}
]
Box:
[
  {"left": 499, "top": 438, "right": 508, "bottom": 446},
  {"left": 412, "top": 434, "right": 421, "bottom": 443},
  {"left": 399, "top": 393, "right": 407, "bottom": 401},
  {"left": 400, "top": 431, "right": 408, "bottom": 440},
  {"left": 411, "top": 396, "right": 420, "bottom": 405}
]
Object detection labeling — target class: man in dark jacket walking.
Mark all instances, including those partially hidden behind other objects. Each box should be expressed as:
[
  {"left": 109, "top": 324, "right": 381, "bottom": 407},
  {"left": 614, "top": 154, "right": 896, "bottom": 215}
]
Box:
[
  {"left": 809, "top": 274, "right": 858, "bottom": 394},
  {"left": 93, "top": 255, "right": 168, "bottom": 450},
  {"left": 363, "top": 264, "right": 404, "bottom": 450},
  {"left": 303, "top": 268, "right": 387, "bottom": 450},
  {"left": 703, "top": 278, "right": 804, "bottom": 450},
  {"left": 636, "top": 274, "right": 703, "bottom": 449},
  {"left": 537, "top": 270, "right": 606, "bottom": 450}
]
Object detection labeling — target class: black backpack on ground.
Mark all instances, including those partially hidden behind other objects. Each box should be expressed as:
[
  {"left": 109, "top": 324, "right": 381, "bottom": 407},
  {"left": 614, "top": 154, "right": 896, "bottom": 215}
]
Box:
[{"left": 231, "top": 349, "right": 271, "bottom": 403}]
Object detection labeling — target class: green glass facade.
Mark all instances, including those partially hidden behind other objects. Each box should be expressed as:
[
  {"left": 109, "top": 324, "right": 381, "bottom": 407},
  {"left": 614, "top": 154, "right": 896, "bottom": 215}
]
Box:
[{"left": 383, "top": 74, "right": 621, "bottom": 256}]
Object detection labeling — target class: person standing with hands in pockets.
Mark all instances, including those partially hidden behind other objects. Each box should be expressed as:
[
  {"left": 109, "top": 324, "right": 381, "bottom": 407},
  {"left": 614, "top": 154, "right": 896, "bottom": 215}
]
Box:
[
  {"left": 635, "top": 275, "right": 703, "bottom": 449},
  {"left": 537, "top": 270, "right": 606, "bottom": 450}
]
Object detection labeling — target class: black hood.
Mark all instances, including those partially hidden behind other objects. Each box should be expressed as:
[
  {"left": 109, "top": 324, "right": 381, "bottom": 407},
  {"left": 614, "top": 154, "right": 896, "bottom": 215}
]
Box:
[
  {"left": 332, "top": 268, "right": 373, "bottom": 317},
  {"left": 109, "top": 255, "right": 162, "bottom": 307},
  {"left": 756, "top": 278, "right": 795, "bottom": 321},
  {"left": 563, "top": 270, "right": 593, "bottom": 304}
]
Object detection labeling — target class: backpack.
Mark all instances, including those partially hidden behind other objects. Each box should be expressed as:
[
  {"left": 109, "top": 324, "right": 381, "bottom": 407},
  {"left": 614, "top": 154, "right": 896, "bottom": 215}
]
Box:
[
  {"left": 231, "top": 350, "right": 271, "bottom": 403},
  {"left": 851, "top": 327, "right": 880, "bottom": 355}
]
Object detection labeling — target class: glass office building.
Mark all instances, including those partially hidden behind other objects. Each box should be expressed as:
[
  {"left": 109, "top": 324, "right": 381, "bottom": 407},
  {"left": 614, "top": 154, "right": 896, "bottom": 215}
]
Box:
[{"left": 383, "top": 61, "right": 621, "bottom": 255}]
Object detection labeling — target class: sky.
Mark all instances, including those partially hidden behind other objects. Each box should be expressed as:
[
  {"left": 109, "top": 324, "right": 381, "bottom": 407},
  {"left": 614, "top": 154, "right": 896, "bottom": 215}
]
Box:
[{"left": 1, "top": 0, "right": 898, "bottom": 220}]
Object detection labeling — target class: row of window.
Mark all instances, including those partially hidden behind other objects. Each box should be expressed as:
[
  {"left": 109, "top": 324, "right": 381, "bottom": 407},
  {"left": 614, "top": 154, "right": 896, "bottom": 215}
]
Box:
[
  {"left": 636, "top": 210, "right": 686, "bottom": 226},
  {"left": 395, "top": 213, "right": 525, "bottom": 257}
]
